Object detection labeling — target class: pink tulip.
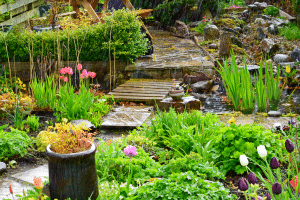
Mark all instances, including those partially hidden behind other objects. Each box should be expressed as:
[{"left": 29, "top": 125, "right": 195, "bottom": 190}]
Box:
[
  {"left": 77, "top": 64, "right": 82, "bottom": 70},
  {"left": 64, "top": 77, "right": 68, "bottom": 82},
  {"left": 60, "top": 76, "right": 63, "bottom": 79},
  {"left": 88, "top": 71, "right": 96, "bottom": 78},
  {"left": 81, "top": 69, "right": 88, "bottom": 78},
  {"left": 67, "top": 67, "right": 73, "bottom": 75},
  {"left": 60, "top": 68, "right": 66, "bottom": 75},
  {"left": 80, "top": 74, "right": 85, "bottom": 79}
]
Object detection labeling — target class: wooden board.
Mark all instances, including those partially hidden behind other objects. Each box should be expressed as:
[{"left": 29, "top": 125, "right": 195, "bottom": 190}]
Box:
[{"left": 108, "top": 79, "right": 181, "bottom": 103}]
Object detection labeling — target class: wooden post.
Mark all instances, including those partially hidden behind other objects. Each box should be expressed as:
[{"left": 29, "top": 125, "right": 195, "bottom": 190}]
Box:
[{"left": 80, "top": 0, "right": 101, "bottom": 22}]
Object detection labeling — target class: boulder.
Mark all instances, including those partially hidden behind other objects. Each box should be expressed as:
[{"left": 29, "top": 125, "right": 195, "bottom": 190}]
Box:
[
  {"left": 175, "top": 20, "right": 189, "bottom": 38},
  {"left": 248, "top": 4, "right": 258, "bottom": 12},
  {"left": 70, "top": 119, "right": 96, "bottom": 131},
  {"left": 254, "top": 2, "right": 268, "bottom": 9},
  {"left": 0, "top": 162, "right": 6, "bottom": 174},
  {"left": 291, "top": 48, "right": 300, "bottom": 63},
  {"left": 203, "top": 24, "right": 220, "bottom": 41},
  {"left": 233, "top": 27, "right": 243, "bottom": 34},
  {"left": 219, "top": 32, "right": 231, "bottom": 57},
  {"left": 257, "top": 27, "right": 267, "bottom": 40},
  {"left": 268, "top": 24, "right": 278, "bottom": 35},
  {"left": 230, "top": 35, "right": 243, "bottom": 47},
  {"left": 274, "top": 54, "right": 291, "bottom": 64},
  {"left": 191, "top": 80, "right": 214, "bottom": 92},
  {"left": 187, "top": 21, "right": 201, "bottom": 28},
  {"left": 255, "top": 18, "right": 267, "bottom": 25},
  {"left": 183, "top": 72, "right": 211, "bottom": 85},
  {"left": 260, "top": 39, "right": 279, "bottom": 55},
  {"left": 240, "top": 65, "right": 261, "bottom": 74},
  {"left": 272, "top": 18, "right": 289, "bottom": 27},
  {"left": 268, "top": 111, "right": 282, "bottom": 117},
  {"left": 222, "top": 27, "right": 239, "bottom": 35},
  {"left": 209, "top": 43, "right": 218, "bottom": 49}
]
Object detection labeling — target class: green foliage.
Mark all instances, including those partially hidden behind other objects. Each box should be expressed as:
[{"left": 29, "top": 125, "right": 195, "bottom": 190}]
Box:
[
  {"left": 263, "top": 6, "right": 280, "bottom": 16},
  {"left": 254, "top": 62, "right": 267, "bottom": 112},
  {"left": 224, "top": 0, "right": 245, "bottom": 8},
  {"left": 215, "top": 51, "right": 255, "bottom": 113},
  {"left": 24, "top": 115, "right": 39, "bottom": 132},
  {"left": 30, "top": 76, "right": 57, "bottom": 110},
  {"left": 280, "top": 22, "right": 300, "bottom": 40},
  {"left": 0, "top": 124, "right": 32, "bottom": 161},
  {"left": 128, "top": 171, "right": 236, "bottom": 200},
  {"left": 194, "top": 17, "right": 213, "bottom": 34},
  {"left": 136, "top": 108, "right": 219, "bottom": 157},
  {"left": 210, "top": 124, "right": 284, "bottom": 175},
  {"left": 0, "top": 9, "right": 148, "bottom": 63},
  {"left": 87, "top": 95, "right": 113, "bottom": 128},
  {"left": 95, "top": 138, "right": 161, "bottom": 185},
  {"left": 55, "top": 84, "right": 94, "bottom": 121},
  {"left": 292, "top": 0, "right": 300, "bottom": 15}
]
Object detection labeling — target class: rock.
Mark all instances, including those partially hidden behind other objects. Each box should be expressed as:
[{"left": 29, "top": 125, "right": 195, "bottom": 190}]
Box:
[
  {"left": 187, "top": 21, "right": 201, "bottom": 28},
  {"left": 280, "top": 62, "right": 296, "bottom": 70},
  {"left": 219, "top": 32, "right": 231, "bottom": 57},
  {"left": 203, "top": 24, "right": 220, "bottom": 41},
  {"left": 255, "top": 18, "right": 267, "bottom": 25},
  {"left": 257, "top": 27, "right": 267, "bottom": 40},
  {"left": 243, "top": 25, "right": 251, "bottom": 32},
  {"left": 191, "top": 80, "right": 214, "bottom": 92},
  {"left": 131, "top": 71, "right": 152, "bottom": 79},
  {"left": 0, "top": 162, "right": 6, "bottom": 173},
  {"left": 254, "top": 14, "right": 271, "bottom": 21},
  {"left": 209, "top": 43, "right": 218, "bottom": 49},
  {"left": 274, "top": 54, "right": 291, "bottom": 64},
  {"left": 70, "top": 119, "right": 96, "bottom": 131},
  {"left": 291, "top": 48, "right": 300, "bottom": 62},
  {"left": 183, "top": 72, "right": 211, "bottom": 85},
  {"left": 167, "top": 26, "right": 176, "bottom": 33},
  {"left": 175, "top": 20, "right": 190, "bottom": 38},
  {"left": 268, "top": 24, "right": 278, "bottom": 35},
  {"left": 272, "top": 18, "right": 289, "bottom": 27},
  {"left": 268, "top": 111, "right": 282, "bottom": 117},
  {"left": 240, "top": 65, "right": 261, "bottom": 74},
  {"left": 222, "top": 27, "right": 239, "bottom": 35},
  {"left": 248, "top": 4, "right": 258, "bottom": 11},
  {"left": 230, "top": 35, "right": 243, "bottom": 47},
  {"left": 260, "top": 38, "right": 279, "bottom": 55},
  {"left": 233, "top": 27, "right": 243, "bottom": 34}
]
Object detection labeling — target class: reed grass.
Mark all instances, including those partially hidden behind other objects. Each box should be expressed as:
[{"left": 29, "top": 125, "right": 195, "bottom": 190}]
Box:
[{"left": 254, "top": 60, "right": 267, "bottom": 112}]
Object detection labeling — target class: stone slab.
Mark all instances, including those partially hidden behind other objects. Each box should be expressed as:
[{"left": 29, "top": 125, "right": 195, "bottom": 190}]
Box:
[
  {"left": 0, "top": 178, "right": 30, "bottom": 200},
  {"left": 101, "top": 106, "right": 153, "bottom": 129},
  {"left": 10, "top": 164, "right": 48, "bottom": 184}
]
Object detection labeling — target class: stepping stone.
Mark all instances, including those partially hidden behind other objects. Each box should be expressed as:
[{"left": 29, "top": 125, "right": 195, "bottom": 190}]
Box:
[
  {"left": 268, "top": 111, "right": 282, "bottom": 117},
  {"left": 101, "top": 106, "right": 153, "bottom": 129},
  {"left": 0, "top": 162, "right": 6, "bottom": 173},
  {"left": 11, "top": 164, "right": 48, "bottom": 185}
]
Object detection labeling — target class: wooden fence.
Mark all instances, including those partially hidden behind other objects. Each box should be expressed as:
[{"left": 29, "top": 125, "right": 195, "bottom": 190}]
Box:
[{"left": 0, "top": 0, "right": 43, "bottom": 26}]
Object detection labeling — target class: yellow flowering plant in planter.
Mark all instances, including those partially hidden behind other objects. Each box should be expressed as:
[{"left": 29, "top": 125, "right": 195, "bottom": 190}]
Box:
[{"left": 43, "top": 119, "right": 99, "bottom": 200}]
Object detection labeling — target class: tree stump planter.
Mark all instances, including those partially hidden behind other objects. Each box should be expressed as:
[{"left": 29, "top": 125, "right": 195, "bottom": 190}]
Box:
[{"left": 45, "top": 143, "right": 99, "bottom": 200}]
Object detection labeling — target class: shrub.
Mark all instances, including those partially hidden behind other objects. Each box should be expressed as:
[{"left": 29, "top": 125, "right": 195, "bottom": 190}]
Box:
[
  {"left": 263, "top": 6, "right": 280, "bottom": 16},
  {"left": 0, "top": 9, "right": 148, "bottom": 63},
  {"left": 0, "top": 124, "right": 32, "bottom": 161},
  {"left": 24, "top": 115, "right": 39, "bottom": 132},
  {"left": 279, "top": 22, "right": 300, "bottom": 40}
]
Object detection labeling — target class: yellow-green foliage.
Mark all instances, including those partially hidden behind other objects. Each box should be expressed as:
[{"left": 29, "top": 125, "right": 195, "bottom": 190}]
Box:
[
  {"left": 214, "top": 18, "right": 235, "bottom": 28},
  {"left": 36, "top": 131, "right": 59, "bottom": 152},
  {"left": 231, "top": 45, "right": 247, "bottom": 55},
  {"left": 127, "top": 132, "right": 157, "bottom": 149},
  {"left": 35, "top": 119, "right": 90, "bottom": 152}
]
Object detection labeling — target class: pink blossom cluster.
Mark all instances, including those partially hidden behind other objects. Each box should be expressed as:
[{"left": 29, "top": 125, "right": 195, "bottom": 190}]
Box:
[
  {"left": 60, "top": 67, "right": 73, "bottom": 75},
  {"left": 228, "top": 5, "right": 242, "bottom": 9},
  {"left": 77, "top": 64, "right": 96, "bottom": 79},
  {"left": 124, "top": 145, "right": 138, "bottom": 158}
]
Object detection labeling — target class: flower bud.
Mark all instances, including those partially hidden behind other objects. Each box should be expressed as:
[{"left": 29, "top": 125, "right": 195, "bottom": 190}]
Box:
[
  {"left": 238, "top": 177, "right": 248, "bottom": 191},
  {"left": 265, "top": 192, "right": 271, "bottom": 200},
  {"left": 270, "top": 157, "right": 279, "bottom": 169},
  {"left": 239, "top": 155, "right": 249, "bottom": 166},
  {"left": 248, "top": 172, "right": 257, "bottom": 184},
  {"left": 257, "top": 145, "right": 267, "bottom": 158},
  {"left": 285, "top": 139, "right": 294, "bottom": 153},
  {"left": 272, "top": 183, "right": 282, "bottom": 195}
]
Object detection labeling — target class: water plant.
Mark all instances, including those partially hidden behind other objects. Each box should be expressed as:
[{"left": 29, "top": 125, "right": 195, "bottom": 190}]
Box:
[{"left": 215, "top": 51, "right": 255, "bottom": 113}]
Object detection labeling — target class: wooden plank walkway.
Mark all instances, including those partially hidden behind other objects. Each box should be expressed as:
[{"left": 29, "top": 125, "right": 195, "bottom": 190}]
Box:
[{"left": 108, "top": 79, "right": 181, "bottom": 102}]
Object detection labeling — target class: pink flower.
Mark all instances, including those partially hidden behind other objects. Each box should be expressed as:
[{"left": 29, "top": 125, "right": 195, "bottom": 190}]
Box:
[
  {"left": 88, "top": 71, "right": 96, "bottom": 78},
  {"left": 60, "top": 76, "right": 63, "bottom": 79},
  {"left": 33, "top": 176, "right": 43, "bottom": 190},
  {"left": 67, "top": 67, "right": 73, "bottom": 75},
  {"left": 64, "top": 77, "right": 68, "bottom": 82},
  {"left": 124, "top": 145, "right": 137, "bottom": 158},
  {"left": 60, "top": 68, "right": 66, "bottom": 75},
  {"left": 77, "top": 64, "right": 82, "bottom": 70},
  {"left": 81, "top": 69, "right": 88, "bottom": 79},
  {"left": 9, "top": 184, "right": 13, "bottom": 194}
]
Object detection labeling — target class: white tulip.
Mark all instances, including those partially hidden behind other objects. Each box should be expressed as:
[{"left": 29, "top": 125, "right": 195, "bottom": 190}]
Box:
[
  {"left": 239, "top": 155, "right": 249, "bottom": 166},
  {"left": 257, "top": 145, "right": 267, "bottom": 158}
]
